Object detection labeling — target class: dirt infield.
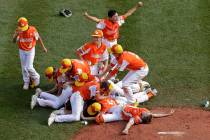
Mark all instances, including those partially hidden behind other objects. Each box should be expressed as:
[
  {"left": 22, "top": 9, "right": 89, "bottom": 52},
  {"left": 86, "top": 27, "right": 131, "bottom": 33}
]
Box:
[{"left": 72, "top": 108, "right": 210, "bottom": 140}]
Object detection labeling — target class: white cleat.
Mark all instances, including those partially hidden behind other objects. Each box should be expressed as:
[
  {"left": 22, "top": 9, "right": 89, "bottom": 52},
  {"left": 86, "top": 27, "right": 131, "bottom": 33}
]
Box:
[
  {"left": 35, "top": 88, "right": 42, "bottom": 96},
  {"left": 31, "top": 95, "right": 38, "bottom": 110},
  {"left": 48, "top": 114, "right": 56, "bottom": 126},
  {"left": 23, "top": 83, "right": 29, "bottom": 90},
  {"left": 152, "top": 88, "right": 158, "bottom": 96}
]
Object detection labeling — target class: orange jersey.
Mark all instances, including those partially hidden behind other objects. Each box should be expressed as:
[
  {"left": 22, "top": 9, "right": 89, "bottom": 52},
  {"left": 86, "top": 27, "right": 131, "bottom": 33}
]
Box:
[
  {"left": 17, "top": 26, "right": 39, "bottom": 51},
  {"left": 121, "top": 105, "right": 150, "bottom": 124},
  {"left": 68, "top": 59, "right": 91, "bottom": 77},
  {"left": 97, "top": 16, "right": 126, "bottom": 40},
  {"left": 112, "top": 51, "right": 146, "bottom": 71},
  {"left": 77, "top": 42, "right": 107, "bottom": 65},
  {"left": 72, "top": 80, "right": 100, "bottom": 101},
  {"left": 98, "top": 98, "right": 118, "bottom": 113}
]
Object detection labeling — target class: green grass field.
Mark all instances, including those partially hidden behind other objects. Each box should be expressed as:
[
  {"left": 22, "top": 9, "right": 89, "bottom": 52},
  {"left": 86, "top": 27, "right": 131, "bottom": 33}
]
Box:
[{"left": 0, "top": 0, "right": 209, "bottom": 139}]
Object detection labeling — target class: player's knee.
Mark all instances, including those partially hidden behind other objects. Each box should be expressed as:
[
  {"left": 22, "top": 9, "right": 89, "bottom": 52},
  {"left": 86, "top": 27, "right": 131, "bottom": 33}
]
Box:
[{"left": 52, "top": 101, "right": 61, "bottom": 109}]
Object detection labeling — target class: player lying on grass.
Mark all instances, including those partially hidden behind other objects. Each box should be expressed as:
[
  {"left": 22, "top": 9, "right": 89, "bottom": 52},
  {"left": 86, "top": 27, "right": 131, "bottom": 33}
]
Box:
[
  {"left": 47, "top": 74, "right": 100, "bottom": 126},
  {"left": 31, "top": 58, "right": 93, "bottom": 109},
  {"left": 81, "top": 102, "right": 175, "bottom": 135},
  {"left": 30, "top": 60, "right": 72, "bottom": 109}
]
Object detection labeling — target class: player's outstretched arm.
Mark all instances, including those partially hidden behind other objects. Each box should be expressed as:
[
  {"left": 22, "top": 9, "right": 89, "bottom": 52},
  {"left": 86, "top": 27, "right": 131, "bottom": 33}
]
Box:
[
  {"left": 83, "top": 11, "right": 101, "bottom": 23},
  {"left": 152, "top": 109, "right": 175, "bottom": 118},
  {"left": 122, "top": 118, "right": 135, "bottom": 135},
  {"left": 123, "top": 1, "right": 143, "bottom": 19}
]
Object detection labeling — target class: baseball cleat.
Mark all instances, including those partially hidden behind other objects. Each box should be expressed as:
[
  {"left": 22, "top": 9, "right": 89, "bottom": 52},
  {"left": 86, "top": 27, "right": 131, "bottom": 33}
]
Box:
[
  {"left": 152, "top": 88, "right": 158, "bottom": 96},
  {"left": 31, "top": 95, "right": 38, "bottom": 110},
  {"left": 33, "top": 78, "right": 40, "bottom": 87},
  {"left": 48, "top": 114, "right": 56, "bottom": 126},
  {"left": 23, "top": 83, "right": 29, "bottom": 90},
  {"left": 35, "top": 88, "right": 42, "bottom": 96}
]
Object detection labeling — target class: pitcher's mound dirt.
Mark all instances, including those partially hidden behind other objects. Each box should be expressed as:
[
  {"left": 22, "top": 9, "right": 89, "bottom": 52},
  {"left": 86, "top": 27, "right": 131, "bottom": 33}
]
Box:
[{"left": 72, "top": 107, "right": 210, "bottom": 140}]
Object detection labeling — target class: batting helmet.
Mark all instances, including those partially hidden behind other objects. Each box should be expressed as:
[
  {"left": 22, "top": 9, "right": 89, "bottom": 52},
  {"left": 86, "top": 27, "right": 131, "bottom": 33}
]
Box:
[
  {"left": 87, "top": 102, "right": 102, "bottom": 116},
  {"left": 45, "top": 67, "right": 54, "bottom": 82},
  {"left": 18, "top": 17, "right": 29, "bottom": 31},
  {"left": 60, "top": 58, "right": 72, "bottom": 73},
  {"left": 74, "top": 73, "right": 89, "bottom": 87},
  {"left": 108, "top": 44, "right": 123, "bottom": 54}
]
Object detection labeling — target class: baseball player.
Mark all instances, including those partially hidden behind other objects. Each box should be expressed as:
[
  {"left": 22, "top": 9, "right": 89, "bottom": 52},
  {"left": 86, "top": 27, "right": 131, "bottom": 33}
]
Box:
[
  {"left": 63, "top": 58, "right": 94, "bottom": 83},
  {"left": 30, "top": 66, "right": 72, "bottom": 110},
  {"left": 84, "top": 2, "right": 144, "bottom": 49},
  {"left": 12, "top": 17, "right": 47, "bottom": 90},
  {"left": 30, "top": 58, "right": 89, "bottom": 110},
  {"left": 101, "top": 44, "right": 149, "bottom": 103},
  {"left": 42, "top": 66, "right": 65, "bottom": 95},
  {"left": 83, "top": 103, "right": 175, "bottom": 135},
  {"left": 98, "top": 80, "right": 157, "bottom": 105},
  {"left": 48, "top": 74, "right": 100, "bottom": 126},
  {"left": 76, "top": 29, "right": 109, "bottom": 76}
]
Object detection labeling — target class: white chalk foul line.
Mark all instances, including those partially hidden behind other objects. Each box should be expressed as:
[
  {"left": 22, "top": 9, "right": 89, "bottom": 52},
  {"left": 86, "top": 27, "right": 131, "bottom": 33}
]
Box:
[{"left": 158, "top": 131, "right": 185, "bottom": 136}]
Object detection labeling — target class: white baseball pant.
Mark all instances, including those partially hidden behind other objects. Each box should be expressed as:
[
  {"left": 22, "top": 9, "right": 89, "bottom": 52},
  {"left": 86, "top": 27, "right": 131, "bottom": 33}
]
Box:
[
  {"left": 37, "top": 86, "right": 73, "bottom": 109},
  {"left": 103, "top": 105, "right": 123, "bottom": 123},
  {"left": 102, "top": 38, "right": 117, "bottom": 49},
  {"left": 54, "top": 92, "right": 84, "bottom": 122},
  {"left": 19, "top": 47, "right": 40, "bottom": 84},
  {"left": 122, "top": 65, "right": 149, "bottom": 87},
  {"left": 109, "top": 80, "right": 141, "bottom": 96}
]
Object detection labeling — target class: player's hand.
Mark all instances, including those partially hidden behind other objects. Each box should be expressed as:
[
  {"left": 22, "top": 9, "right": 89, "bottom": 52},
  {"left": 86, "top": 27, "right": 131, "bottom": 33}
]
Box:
[
  {"left": 137, "top": 1, "right": 143, "bottom": 7},
  {"left": 43, "top": 47, "right": 48, "bottom": 53},
  {"left": 170, "top": 109, "right": 175, "bottom": 114},
  {"left": 15, "top": 28, "right": 21, "bottom": 33},
  {"left": 122, "top": 129, "right": 129, "bottom": 135},
  {"left": 84, "top": 11, "right": 88, "bottom": 16}
]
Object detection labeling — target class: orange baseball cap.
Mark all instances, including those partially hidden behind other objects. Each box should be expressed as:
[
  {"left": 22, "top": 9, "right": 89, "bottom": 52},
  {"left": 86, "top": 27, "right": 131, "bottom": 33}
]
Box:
[
  {"left": 91, "top": 29, "right": 103, "bottom": 38},
  {"left": 18, "top": 17, "right": 29, "bottom": 31}
]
